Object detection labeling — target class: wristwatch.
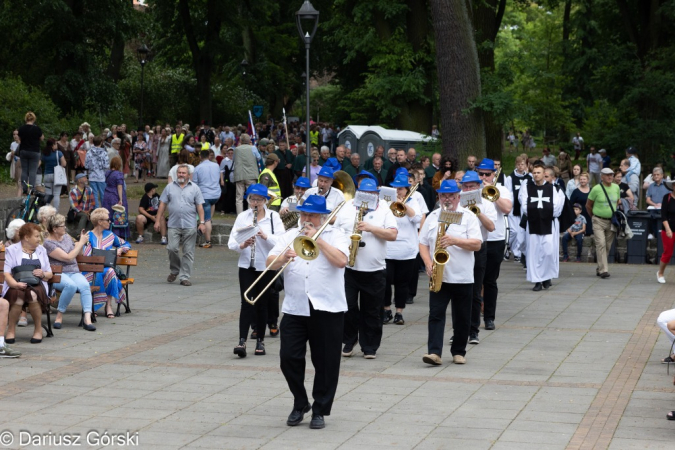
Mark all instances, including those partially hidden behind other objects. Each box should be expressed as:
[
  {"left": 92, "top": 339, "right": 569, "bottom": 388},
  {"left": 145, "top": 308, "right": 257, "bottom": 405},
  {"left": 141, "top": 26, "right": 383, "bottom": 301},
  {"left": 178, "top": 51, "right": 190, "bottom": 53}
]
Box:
[{"left": 199, "top": 221, "right": 205, "bottom": 224}]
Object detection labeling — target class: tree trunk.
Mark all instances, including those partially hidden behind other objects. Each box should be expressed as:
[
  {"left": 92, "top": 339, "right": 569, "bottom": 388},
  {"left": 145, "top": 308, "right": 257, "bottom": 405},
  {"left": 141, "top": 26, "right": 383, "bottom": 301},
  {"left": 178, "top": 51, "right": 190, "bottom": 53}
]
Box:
[
  {"left": 428, "top": 0, "right": 484, "bottom": 162},
  {"left": 106, "top": 34, "right": 125, "bottom": 82}
]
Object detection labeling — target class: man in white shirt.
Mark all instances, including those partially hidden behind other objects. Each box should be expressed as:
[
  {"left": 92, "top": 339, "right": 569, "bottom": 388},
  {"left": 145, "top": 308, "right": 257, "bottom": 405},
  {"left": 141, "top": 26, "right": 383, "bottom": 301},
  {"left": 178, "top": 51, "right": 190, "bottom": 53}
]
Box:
[
  {"left": 519, "top": 161, "right": 566, "bottom": 291},
  {"left": 268, "top": 195, "right": 350, "bottom": 430},
  {"left": 419, "top": 180, "right": 482, "bottom": 365},
  {"left": 476, "top": 159, "right": 513, "bottom": 331},
  {"left": 334, "top": 179, "right": 397, "bottom": 359},
  {"left": 302, "top": 166, "right": 345, "bottom": 210},
  {"left": 586, "top": 146, "right": 603, "bottom": 186},
  {"left": 460, "top": 171, "right": 496, "bottom": 345}
]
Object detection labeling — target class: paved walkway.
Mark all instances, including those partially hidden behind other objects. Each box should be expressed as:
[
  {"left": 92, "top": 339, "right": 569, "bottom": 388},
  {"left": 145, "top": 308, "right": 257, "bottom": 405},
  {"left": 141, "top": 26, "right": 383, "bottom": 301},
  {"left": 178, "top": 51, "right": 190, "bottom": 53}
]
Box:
[{"left": 0, "top": 246, "right": 674, "bottom": 449}]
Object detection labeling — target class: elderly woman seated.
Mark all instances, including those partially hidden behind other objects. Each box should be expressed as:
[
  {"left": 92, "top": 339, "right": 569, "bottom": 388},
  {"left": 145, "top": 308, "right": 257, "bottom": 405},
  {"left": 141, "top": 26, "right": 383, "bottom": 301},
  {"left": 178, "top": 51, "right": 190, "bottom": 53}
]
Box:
[
  {"left": 44, "top": 214, "right": 96, "bottom": 331},
  {"left": 2, "top": 223, "right": 53, "bottom": 344},
  {"left": 37, "top": 205, "right": 58, "bottom": 241},
  {"left": 5, "top": 219, "right": 30, "bottom": 328},
  {"left": 84, "top": 208, "right": 131, "bottom": 318},
  {"left": 0, "top": 242, "right": 21, "bottom": 358}
]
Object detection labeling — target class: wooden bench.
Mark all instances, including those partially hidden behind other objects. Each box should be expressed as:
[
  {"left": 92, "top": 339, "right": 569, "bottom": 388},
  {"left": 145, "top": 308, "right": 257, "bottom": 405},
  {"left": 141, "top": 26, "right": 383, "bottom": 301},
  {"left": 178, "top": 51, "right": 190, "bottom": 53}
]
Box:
[
  {"left": 0, "top": 248, "right": 54, "bottom": 338},
  {"left": 49, "top": 255, "right": 106, "bottom": 328},
  {"left": 115, "top": 250, "right": 138, "bottom": 317}
]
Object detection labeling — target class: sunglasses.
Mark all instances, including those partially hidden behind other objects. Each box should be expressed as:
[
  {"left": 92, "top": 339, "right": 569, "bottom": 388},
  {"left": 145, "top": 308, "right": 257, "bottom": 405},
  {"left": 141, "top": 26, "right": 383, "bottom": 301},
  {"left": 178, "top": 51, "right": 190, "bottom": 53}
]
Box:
[{"left": 477, "top": 172, "right": 492, "bottom": 177}]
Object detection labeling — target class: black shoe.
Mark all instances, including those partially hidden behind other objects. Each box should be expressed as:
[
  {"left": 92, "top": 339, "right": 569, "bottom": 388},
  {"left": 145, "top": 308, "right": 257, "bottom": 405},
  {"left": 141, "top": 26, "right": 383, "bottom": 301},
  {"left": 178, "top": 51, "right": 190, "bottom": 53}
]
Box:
[
  {"left": 5, "top": 338, "right": 15, "bottom": 344},
  {"left": 485, "top": 320, "right": 495, "bottom": 330},
  {"left": 469, "top": 334, "right": 479, "bottom": 345},
  {"left": 83, "top": 323, "right": 96, "bottom": 332},
  {"left": 382, "top": 309, "right": 393, "bottom": 324},
  {"left": 255, "top": 339, "right": 266, "bottom": 356},
  {"left": 269, "top": 324, "right": 279, "bottom": 337},
  {"left": 600, "top": 272, "right": 610, "bottom": 279},
  {"left": 542, "top": 279, "right": 551, "bottom": 289},
  {"left": 53, "top": 322, "right": 62, "bottom": 329},
  {"left": 30, "top": 338, "right": 42, "bottom": 344},
  {"left": 250, "top": 329, "right": 257, "bottom": 339},
  {"left": 342, "top": 342, "right": 355, "bottom": 357},
  {"left": 287, "top": 404, "right": 311, "bottom": 426},
  {"left": 233, "top": 338, "right": 247, "bottom": 358},
  {"left": 514, "top": 256, "right": 521, "bottom": 263},
  {"left": 406, "top": 296, "right": 414, "bottom": 304},
  {"left": 393, "top": 313, "right": 404, "bottom": 325},
  {"left": 310, "top": 414, "right": 325, "bottom": 429},
  {"left": 533, "top": 282, "right": 543, "bottom": 291}
]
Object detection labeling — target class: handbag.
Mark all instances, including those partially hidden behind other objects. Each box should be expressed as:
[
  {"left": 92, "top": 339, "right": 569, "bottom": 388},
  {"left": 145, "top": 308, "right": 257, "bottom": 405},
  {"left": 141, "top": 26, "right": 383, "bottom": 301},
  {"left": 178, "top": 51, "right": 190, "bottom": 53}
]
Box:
[
  {"left": 11, "top": 265, "right": 40, "bottom": 286},
  {"left": 600, "top": 183, "right": 630, "bottom": 238},
  {"left": 53, "top": 151, "right": 68, "bottom": 186},
  {"left": 92, "top": 248, "right": 118, "bottom": 268}
]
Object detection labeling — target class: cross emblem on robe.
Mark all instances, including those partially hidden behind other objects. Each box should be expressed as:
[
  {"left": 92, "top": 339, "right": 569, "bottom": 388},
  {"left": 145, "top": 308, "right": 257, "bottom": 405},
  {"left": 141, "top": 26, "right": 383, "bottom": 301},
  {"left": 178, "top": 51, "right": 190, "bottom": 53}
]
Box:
[{"left": 531, "top": 189, "right": 550, "bottom": 209}]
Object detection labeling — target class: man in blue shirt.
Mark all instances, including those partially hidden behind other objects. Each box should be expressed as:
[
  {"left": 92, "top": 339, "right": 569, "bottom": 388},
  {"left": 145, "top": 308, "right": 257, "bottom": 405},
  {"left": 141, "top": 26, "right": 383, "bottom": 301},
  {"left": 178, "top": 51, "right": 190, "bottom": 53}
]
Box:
[
  {"left": 599, "top": 149, "right": 611, "bottom": 168},
  {"left": 193, "top": 150, "right": 222, "bottom": 248}
]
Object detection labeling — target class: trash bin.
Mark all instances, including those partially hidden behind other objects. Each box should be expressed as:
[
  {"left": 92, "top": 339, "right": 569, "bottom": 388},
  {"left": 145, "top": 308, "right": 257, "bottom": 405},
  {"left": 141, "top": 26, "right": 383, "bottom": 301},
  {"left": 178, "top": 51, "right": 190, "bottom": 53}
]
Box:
[
  {"left": 656, "top": 221, "right": 675, "bottom": 265},
  {"left": 626, "top": 211, "right": 650, "bottom": 264}
]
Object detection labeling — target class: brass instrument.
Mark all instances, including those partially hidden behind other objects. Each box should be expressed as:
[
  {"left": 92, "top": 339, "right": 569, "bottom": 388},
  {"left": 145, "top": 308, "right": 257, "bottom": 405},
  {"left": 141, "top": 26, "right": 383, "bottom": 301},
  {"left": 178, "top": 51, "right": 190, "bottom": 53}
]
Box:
[
  {"left": 243, "top": 201, "right": 348, "bottom": 305},
  {"left": 332, "top": 170, "right": 356, "bottom": 198},
  {"left": 467, "top": 200, "right": 481, "bottom": 215},
  {"left": 429, "top": 205, "right": 463, "bottom": 292},
  {"left": 481, "top": 167, "right": 501, "bottom": 202},
  {"left": 280, "top": 195, "right": 301, "bottom": 229},
  {"left": 390, "top": 183, "right": 419, "bottom": 217},
  {"left": 267, "top": 192, "right": 278, "bottom": 206},
  {"left": 348, "top": 202, "right": 368, "bottom": 267}
]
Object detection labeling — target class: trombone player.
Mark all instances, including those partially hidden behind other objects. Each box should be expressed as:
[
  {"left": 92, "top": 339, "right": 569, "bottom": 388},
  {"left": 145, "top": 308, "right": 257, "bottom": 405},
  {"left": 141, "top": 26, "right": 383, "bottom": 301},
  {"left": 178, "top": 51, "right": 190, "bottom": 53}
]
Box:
[
  {"left": 334, "top": 178, "right": 397, "bottom": 359},
  {"left": 267, "top": 195, "right": 350, "bottom": 430},
  {"left": 420, "top": 180, "right": 482, "bottom": 365},
  {"left": 228, "top": 184, "right": 284, "bottom": 358}
]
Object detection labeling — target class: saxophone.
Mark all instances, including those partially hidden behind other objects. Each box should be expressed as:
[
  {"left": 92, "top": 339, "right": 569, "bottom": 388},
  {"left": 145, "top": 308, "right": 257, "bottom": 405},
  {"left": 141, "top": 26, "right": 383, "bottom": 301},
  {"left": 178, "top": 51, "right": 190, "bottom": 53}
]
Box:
[
  {"left": 348, "top": 202, "right": 368, "bottom": 267},
  {"left": 429, "top": 203, "right": 456, "bottom": 293}
]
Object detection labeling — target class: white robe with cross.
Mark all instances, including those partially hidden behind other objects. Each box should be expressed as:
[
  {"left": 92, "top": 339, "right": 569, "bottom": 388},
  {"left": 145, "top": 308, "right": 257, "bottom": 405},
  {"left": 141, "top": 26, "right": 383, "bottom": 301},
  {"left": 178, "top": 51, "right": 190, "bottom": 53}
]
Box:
[{"left": 518, "top": 180, "right": 565, "bottom": 283}]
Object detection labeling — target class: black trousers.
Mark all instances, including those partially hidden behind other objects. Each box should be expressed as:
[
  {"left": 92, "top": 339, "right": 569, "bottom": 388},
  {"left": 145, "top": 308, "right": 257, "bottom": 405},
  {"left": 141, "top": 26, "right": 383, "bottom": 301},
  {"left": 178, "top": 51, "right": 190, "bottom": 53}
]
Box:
[
  {"left": 280, "top": 304, "right": 344, "bottom": 415},
  {"left": 238, "top": 267, "right": 275, "bottom": 340},
  {"left": 344, "top": 268, "right": 386, "bottom": 354},
  {"left": 428, "top": 282, "right": 473, "bottom": 357},
  {"left": 483, "top": 240, "right": 505, "bottom": 323},
  {"left": 470, "top": 242, "right": 487, "bottom": 335},
  {"left": 407, "top": 252, "right": 422, "bottom": 299},
  {"left": 385, "top": 258, "right": 416, "bottom": 309}
]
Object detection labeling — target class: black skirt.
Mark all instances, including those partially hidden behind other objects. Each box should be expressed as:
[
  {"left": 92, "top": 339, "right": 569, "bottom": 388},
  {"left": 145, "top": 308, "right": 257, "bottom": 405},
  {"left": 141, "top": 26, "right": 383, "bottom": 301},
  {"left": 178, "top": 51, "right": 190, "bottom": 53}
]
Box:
[{"left": 4, "top": 283, "right": 50, "bottom": 312}]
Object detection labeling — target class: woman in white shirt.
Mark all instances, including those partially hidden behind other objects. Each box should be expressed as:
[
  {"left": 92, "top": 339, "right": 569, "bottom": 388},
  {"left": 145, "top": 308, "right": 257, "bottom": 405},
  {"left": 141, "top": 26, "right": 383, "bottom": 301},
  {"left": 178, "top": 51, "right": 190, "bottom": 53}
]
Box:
[
  {"left": 566, "top": 164, "right": 582, "bottom": 199},
  {"left": 228, "top": 184, "right": 284, "bottom": 358},
  {"left": 382, "top": 173, "right": 422, "bottom": 326}
]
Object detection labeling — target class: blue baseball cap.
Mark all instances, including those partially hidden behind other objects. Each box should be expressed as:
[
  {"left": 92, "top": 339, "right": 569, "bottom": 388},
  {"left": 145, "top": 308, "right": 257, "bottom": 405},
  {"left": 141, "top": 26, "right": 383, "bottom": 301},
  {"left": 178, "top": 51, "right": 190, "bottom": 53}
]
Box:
[
  {"left": 296, "top": 195, "right": 331, "bottom": 214},
  {"left": 317, "top": 166, "right": 335, "bottom": 179},
  {"left": 358, "top": 178, "right": 379, "bottom": 193},
  {"left": 461, "top": 170, "right": 482, "bottom": 184},
  {"left": 355, "top": 170, "right": 376, "bottom": 183},
  {"left": 295, "top": 177, "right": 311, "bottom": 188},
  {"left": 245, "top": 183, "right": 270, "bottom": 200},
  {"left": 324, "top": 157, "right": 342, "bottom": 172},
  {"left": 436, "top": 180, "right": 461, "bottom": 194},
  {"left": 476, "top": 158, "right": 495, "bottom": 172},
  {"left": 390, "top": 174, "right": 410, "bottom": 188},
  {"left": 395, "top": 167, "right": 409, "bottom": 178}
]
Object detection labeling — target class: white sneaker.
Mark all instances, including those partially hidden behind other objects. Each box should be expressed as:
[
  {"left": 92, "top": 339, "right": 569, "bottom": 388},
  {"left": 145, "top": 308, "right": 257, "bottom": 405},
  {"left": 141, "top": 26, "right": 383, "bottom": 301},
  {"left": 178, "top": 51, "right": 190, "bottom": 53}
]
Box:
[
  {"left": 657, "top": 271, "right": 666, "bottom": 284},
  {"left": 17, "top": 316, "right": 28, "bottom": 327},
  {"left": 135, "top": 236, "right": 144, "bottom": 244},
  {"left": 160, "top": 236, "right": 168, "bottom": 245},
  {"left": 648, "top": 234, "right": 655, "bottom": 240}
]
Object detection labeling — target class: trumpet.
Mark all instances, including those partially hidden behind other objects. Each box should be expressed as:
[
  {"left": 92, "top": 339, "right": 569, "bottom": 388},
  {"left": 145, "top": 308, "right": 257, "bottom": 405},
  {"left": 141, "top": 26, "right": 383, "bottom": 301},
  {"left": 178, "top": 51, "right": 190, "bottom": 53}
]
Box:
[
  {"left": 243, "top": 201, "right": 348, "bottom": 305},
  {"left": 348, "top": 202, "right": 368, "bottom": 267},
  {"left": 481, "top": 167, "right": 501, "bottom": 202},
  {"left": 467, "top": 200, "right": 481, "bottom": 215},
  {"left": 430, "top": 203, "right": 451, "bottom": 293},
  {"left": 390, "top": 183, "right": 419, "bottom": 217}
]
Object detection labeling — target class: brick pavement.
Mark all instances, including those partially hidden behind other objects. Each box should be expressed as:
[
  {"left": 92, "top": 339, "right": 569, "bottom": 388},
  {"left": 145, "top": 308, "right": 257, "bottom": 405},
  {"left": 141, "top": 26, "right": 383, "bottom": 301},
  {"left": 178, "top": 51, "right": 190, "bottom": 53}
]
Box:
[{"left": 0, "top": 245, "right": 674, "bottom": 449}]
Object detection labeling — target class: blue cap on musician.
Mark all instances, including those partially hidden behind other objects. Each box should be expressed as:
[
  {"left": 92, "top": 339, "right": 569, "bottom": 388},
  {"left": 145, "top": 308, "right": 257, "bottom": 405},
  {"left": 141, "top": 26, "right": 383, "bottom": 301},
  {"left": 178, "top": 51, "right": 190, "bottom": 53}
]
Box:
[
  {"left": 358, "top": 178, "right": 379, "bottom": 193},
  {"left": 476, "top": 158, "right": 495, "bottom": 172},
  {"left": 437, "top": 180, "right": 460, "bottom": 194},
  {"left": 324, "top": 157, "right": 342, "bottom": 172},
  {"left": 296, "top": 195, "right": 331, "bottom": 214},
  {"left": 295, "top": 177, "right": 311, "bottom": 188},
  {"left": 245, "top": 183, "right": 270, "bottom": 199},
  {"left": 461, "top": 170, "right": 482, "bottom": 185},
  {"left": 390, "top": 174, "right": 410, "bottom": 188},
  {"left": 395, "top": 167, "right": 409, "bottom": 178},
  {"left": 355, "top": 170, "right": 376, "bottom": 185},
  {"left": 317, "top": 166, "right": 335, "bottom": 179}
]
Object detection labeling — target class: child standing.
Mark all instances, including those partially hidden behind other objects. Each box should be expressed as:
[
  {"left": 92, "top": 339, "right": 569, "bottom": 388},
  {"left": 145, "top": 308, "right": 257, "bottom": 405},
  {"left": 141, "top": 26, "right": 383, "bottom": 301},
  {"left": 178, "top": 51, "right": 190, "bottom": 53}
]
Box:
[{"left": 562, "top": 203, "right": 587, "bottom": 262}]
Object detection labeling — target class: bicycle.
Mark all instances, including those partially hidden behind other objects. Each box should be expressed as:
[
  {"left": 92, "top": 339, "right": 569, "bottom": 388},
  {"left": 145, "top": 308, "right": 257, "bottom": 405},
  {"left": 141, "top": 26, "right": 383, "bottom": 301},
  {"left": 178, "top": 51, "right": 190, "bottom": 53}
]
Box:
[{"left": 5, "top": 182, "right": 47, "bottom": 228}]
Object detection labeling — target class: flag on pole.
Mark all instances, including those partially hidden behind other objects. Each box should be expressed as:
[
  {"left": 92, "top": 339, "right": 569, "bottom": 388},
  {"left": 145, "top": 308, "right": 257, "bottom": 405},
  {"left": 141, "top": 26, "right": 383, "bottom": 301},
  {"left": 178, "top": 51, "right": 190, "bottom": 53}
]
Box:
[{"left": 247, "top": 110, "right": 257, "bottom": 146}]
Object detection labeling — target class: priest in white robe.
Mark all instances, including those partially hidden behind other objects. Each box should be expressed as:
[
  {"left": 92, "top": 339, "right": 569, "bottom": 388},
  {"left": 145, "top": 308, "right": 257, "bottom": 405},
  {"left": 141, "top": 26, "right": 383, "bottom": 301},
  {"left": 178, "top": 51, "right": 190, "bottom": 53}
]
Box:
[{"left": 519, "top": 161, "right": 565, "bottom": 291}]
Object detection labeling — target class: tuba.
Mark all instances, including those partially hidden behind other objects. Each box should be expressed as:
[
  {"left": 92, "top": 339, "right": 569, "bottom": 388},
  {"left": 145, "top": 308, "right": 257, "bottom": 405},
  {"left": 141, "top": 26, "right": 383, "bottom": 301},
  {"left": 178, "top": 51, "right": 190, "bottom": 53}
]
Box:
[
  {"left": 244, "top": 201, "right": 348, "bottom": 305},
  {"left": 390, "top": 183, "right": 419, "bottom": 217},
  {"left": 280, "top": 195, "right": 301, "bottom": 229},
  {"left": 481, "top": 167, "right": 501, "bottom": 202},
  {"left": 348, "top": 202, "right": 368, "bottom": 267},
  {"left": 332, "top": 170, "right": 356, "bottom": 200},
  {"left": 430, "top": 205, "right": 450, "bottom": 293}
]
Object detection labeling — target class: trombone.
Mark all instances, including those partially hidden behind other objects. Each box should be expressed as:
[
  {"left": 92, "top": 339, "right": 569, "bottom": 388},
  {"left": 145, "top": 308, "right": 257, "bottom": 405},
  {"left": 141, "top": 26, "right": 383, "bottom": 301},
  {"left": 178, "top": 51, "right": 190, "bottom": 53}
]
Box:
[
  {"left": 243, "top": 201, "right": 348, "bottom": 305},
  {"left": 390, "top": 183, "right": 419, "bottom": 217}
]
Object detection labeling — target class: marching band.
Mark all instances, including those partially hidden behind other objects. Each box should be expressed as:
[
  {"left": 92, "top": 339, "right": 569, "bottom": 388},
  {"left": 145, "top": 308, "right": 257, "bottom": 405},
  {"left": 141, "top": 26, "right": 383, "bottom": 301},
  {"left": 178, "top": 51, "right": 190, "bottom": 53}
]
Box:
[{"left": 226, "top": 153, "right": 564, "bottom": 429}]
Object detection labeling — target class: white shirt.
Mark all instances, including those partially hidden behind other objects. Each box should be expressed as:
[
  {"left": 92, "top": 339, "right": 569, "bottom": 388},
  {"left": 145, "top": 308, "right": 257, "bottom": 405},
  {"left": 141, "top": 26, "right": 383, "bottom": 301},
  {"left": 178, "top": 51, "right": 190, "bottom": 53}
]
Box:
[
  {"left": 227, "top": 209, "right": 284, "bottom": 271},
  {"left": 464, "top": 189, "right": 498, "bottom": 242},
  {"left": 386, "top": 198, "right": 422, "bottom": 260},
  {"left": 302, "top": 186, "right": 345, "bottom": 211},
  {"left": 487, "top": 184, "right": 513, "bottom": 242},
  {"left": 412, "top": 191, "right": 429, "bottom": 215},
  {"left": 334, "top": 199, "right": 398, "bottom": 272},
  {"left": 419, "top": 205, "right": 482, "bottom": 284},
  {"left": 270, "top": 227, "right": 350, "bottom": 316}
]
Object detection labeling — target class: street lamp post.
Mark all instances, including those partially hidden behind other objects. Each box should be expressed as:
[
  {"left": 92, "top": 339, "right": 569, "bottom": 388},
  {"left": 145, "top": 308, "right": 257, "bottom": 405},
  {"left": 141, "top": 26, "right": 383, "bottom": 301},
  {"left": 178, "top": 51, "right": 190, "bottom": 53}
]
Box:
[
  {"left": 137, "top": 44, "right": 150, "bottom": 130},
  {"left": 240, "top": 59, "right": 249, "bottom": 77},
  {"left": 296, "top": 1, "right": 319, "bottom": 180},
  {"left": 301, "top": 72, "right": 306, "bottom": 130}
]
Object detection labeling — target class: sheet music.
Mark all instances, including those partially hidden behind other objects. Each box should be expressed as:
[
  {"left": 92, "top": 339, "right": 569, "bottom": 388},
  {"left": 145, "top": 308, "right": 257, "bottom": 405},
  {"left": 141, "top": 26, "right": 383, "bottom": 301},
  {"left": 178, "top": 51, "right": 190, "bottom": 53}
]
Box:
[
  {"left": 460, "top": 189, "right": 482, "bottom": 209},
  {"left": 379, "top": 187, "right": 397, "bottom": 204},
  {"left": 235, "top": 225, "right": 259, "bottom": 244}
]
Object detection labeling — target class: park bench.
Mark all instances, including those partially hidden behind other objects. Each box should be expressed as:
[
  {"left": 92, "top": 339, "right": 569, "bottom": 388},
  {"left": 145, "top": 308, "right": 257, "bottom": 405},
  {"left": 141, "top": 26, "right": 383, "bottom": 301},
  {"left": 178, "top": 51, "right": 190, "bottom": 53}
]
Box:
[
  {"left": 115, "top": 249, "right": 138, "bottom": 317},
  {"left": 49, "top": 255, "right": 106, "bottom": 327}
]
